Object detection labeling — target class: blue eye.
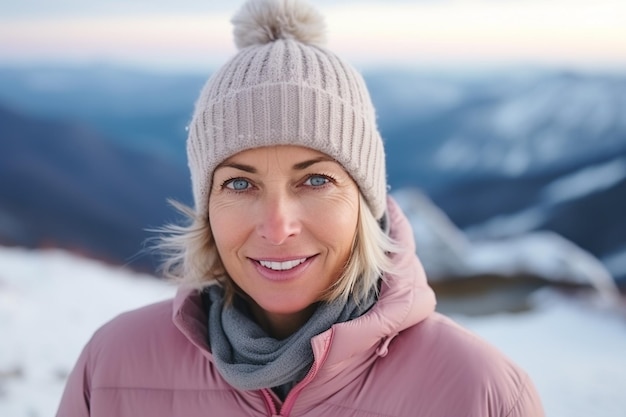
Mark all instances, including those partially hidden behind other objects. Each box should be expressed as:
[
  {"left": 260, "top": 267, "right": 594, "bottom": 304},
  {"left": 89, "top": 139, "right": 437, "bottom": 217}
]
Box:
[
  {"left": 226, "top": 178, "right": 250, "bottom": 190},
  {"left": 305, "top": 175, "right": 329, "bottom": 187}
]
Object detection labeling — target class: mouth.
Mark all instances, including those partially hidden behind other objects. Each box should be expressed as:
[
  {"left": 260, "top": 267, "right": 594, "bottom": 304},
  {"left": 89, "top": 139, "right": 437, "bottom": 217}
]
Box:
[
  {"left": 250, "top": 255, "right": 316, "bottom": 281},
  {"left": 257, "top": 258, "right": 308, "bottom": 271}
]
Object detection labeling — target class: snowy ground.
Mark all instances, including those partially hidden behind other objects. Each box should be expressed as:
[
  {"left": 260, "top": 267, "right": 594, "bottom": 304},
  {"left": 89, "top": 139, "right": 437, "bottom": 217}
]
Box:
[{"left": 1, "top": 246, "right": 625, "bottom": 417}]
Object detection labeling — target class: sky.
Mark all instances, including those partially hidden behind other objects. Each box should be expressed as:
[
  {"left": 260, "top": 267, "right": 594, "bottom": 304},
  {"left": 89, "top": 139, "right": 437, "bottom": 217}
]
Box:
[{"left": 1, "top": 0, "right": 625, "bottom": 73}]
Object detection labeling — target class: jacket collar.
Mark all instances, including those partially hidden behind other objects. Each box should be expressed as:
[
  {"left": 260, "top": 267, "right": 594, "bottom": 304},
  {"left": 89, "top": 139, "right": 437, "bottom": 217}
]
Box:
[{"left": 311, "top": 195, "right": 436, "bottom": 366}]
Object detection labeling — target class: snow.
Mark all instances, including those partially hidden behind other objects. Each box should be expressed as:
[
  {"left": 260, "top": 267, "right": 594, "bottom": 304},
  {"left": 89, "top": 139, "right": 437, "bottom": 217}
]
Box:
[
  {"left": 490, "top": 76, "right": 624, "bottom": 146},
  {"left": 393, "top": 189, "right": 471, "bottom": 278},
  {"left": 395, "top": 189, "right": 621, "bottom": 293},
  {"left": 461, "top": 157, "right": 626, "bottom": 241},
  {"left": 454, "top": 289, "right": 626, "bottom": 417},
  {"left": 1, "top": 246, "right": 626, "bottom": 417},
  {"left": 432, "top": 73, "right": 626, "bottom": 177},
  {"left": 465, "top": 232, "right": 620, "bottom": 299},
  {"left": 541, "top": 157, "right": 626, "bottom": 204},
  {"left": 465, "top": 206, "right": 547, "bottom": 238},
  {"left": 0, "top": 247, "right": 176, "bottom": 417},
  {"left": 603, "top": 246, "right": 626, "bottom": 279},
  {"left": 432, "top": 137, "right": 476, "bottom": 171}
]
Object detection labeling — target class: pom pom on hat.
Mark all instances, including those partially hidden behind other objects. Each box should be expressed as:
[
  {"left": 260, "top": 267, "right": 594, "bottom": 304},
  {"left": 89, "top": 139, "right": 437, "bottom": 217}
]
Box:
[{"left": 232, "top": 0, "right": 327, "bottom": 49}]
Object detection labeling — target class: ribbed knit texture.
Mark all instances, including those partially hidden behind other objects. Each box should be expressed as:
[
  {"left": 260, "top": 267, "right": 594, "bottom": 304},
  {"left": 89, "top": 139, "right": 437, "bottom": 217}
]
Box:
[{"left": 186, "top": 1, "right": 387, "bottom": 219}]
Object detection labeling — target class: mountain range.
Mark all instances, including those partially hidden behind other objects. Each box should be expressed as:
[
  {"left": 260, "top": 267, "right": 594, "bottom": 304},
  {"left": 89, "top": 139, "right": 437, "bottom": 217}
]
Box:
[{"left": 0, "top": 65, "right": 624, "bottom": 284}]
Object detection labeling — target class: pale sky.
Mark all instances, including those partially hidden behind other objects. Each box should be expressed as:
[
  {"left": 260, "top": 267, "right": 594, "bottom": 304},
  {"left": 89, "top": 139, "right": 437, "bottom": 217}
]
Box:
[{"left": 1, "top": 0, "right": 625, "bottom": 73}]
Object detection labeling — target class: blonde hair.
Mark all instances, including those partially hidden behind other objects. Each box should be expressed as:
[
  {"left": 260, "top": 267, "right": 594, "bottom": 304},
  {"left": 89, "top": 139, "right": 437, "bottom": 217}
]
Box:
[{"left": 154, "top": 194, "right": 399, "bottom": 304}]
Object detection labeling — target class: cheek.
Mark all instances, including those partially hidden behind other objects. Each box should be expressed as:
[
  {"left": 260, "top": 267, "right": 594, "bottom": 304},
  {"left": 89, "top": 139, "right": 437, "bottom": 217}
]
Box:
[
  {"left": 305, "top": 197, "right": 359, "bottom": 249},
  {"left": 320, "top": 209, "right": 357, "bottom": 236},
  {"left": 209, "top": 202, "right": 246, "bottom": 253}
]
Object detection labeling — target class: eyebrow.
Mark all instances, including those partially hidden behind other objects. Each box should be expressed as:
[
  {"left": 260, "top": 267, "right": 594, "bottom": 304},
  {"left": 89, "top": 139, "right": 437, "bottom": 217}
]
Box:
[
  {"left": 292, "top": 156, "right": 335, "bottom": 170},
  {"left": 218, "top": 162, "right": 257, "bottom": 173},
  {"left": 217, "top": 156, "right": 335, "bottom": 173}
]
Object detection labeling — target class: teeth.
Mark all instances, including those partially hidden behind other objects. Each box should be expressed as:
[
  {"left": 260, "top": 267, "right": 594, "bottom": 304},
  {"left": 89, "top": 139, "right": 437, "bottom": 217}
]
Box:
[{"left": 259, "top": 258, "right": 307, "bottom": 271}]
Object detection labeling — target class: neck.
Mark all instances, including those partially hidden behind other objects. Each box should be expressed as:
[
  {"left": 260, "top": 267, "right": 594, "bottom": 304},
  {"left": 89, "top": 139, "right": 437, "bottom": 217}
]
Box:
[{"left": 250, "top": 302, "right": 318, "bottom": 340}]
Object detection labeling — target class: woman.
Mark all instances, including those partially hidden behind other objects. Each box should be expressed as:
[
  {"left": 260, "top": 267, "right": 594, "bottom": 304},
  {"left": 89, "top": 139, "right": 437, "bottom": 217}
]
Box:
[{"left": 56, "top": 0, "right": 544, "bottom": 415}]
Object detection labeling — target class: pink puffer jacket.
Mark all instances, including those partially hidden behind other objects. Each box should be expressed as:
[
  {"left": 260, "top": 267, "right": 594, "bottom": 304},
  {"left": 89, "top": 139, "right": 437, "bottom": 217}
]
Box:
[{"left": 56, "top": 197, "right": 544, "bottom": 416}]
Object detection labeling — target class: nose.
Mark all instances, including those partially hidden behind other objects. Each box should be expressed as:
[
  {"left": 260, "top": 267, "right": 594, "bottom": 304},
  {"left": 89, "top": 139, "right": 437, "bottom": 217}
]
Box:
[{"left": 255, "top": 191, "right": 301, "bottom": 245}]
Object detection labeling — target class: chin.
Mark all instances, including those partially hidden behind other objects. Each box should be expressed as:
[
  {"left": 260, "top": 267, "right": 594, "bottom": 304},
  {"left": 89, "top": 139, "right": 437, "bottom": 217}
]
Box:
[{"left": 255, "top": 296, "right": 317, "bottom": 316}]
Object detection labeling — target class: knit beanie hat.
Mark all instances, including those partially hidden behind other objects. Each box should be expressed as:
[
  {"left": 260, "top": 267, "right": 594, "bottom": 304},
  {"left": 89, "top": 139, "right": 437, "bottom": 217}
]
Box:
[{"left": 187, "top": 0, "right": 387, "bottom": 220}]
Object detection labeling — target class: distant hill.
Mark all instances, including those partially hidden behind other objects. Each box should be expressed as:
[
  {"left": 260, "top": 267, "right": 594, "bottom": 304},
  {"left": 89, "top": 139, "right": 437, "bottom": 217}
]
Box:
[
  {"left": 0, "top": 104, "right": 190, "bottom": 271},
  {"left": 372, "top": 69, "right": 626, "bottom": 190},
  {"left": 0, "top": 66, "right": 203, "bottom": 162},
  {"left": 431, "top": 154, "right": 626, "bottom": 283}
]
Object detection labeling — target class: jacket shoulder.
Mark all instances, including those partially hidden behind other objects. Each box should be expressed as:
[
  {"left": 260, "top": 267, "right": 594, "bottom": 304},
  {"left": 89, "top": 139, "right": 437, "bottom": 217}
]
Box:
[
  {"left": 84, "top": 299, "right": 218, "bottom": 390},
  {"left": 90, "top": 299, "right": 181, "bottom": 355},
  {"left": 373, "top": 312, "right": 544, "bottom": 416},
  {"left": 92, "top": 299, "right": 177, "bottom": 342}
]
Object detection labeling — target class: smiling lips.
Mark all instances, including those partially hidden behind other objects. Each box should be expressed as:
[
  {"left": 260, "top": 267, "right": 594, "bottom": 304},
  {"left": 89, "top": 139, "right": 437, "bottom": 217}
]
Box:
[{"left": 258, "top": 258, "right": 308, "bottom": 271}]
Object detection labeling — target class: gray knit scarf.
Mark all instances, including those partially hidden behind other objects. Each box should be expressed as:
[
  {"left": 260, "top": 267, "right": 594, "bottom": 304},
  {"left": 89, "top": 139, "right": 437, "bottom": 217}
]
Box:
[{"left": 203, "top": 284, "right": 376, "bottom": 396}]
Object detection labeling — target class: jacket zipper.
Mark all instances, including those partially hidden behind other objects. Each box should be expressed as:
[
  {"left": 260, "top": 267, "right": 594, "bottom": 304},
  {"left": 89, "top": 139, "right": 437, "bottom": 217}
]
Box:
[
  {"left": 261, "top": 388, "right": 279, "bottom": 416},
  {"left": 259, "top": 331, "right": 334, "bottom": 417},
  {"left": 260, "top": 362, "right": 319, "bottom": 417}
]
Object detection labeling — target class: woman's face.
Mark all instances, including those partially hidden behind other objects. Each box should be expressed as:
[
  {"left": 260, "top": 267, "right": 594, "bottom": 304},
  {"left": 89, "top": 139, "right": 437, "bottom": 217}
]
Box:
[{"left": 209, "top": 145, "right": 359, "bottom": 336}]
